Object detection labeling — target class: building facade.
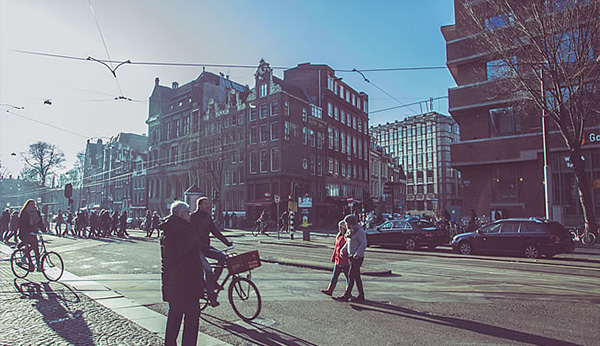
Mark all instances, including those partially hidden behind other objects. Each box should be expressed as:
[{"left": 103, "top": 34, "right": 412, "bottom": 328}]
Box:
[
  {"left": 146, "top": 72, "right": 249, "bottom": 215},
  {"left": 100, "top": 133, "right": 148, "bottom": 214},
  {"left": 443, "top": 0, "right": 600, "bottom": 224},
  {"left": 244, "top": 60, "right": 370, "bottom": 226},
  {"left": 371, "top": 112, "right": 461, "bottom": 215},
  {"left": 82, "top": 139, "right": 104, "bottom": 209},
  {"left": 369, "top": 138, "right": 406, "bottom": 214}
]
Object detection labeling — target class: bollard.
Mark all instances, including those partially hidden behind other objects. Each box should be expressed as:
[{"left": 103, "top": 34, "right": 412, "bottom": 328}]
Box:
[{"left": 289, "top": 211, "right": 295, "bottom": 240}]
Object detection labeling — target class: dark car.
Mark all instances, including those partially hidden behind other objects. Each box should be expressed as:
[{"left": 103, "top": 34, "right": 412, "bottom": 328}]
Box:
[
  {"left": 366, "top": 219, "right": 449, "bottom": 250},
  {"left": 451, "top": 218, "right": 575, "bottom": 258}
]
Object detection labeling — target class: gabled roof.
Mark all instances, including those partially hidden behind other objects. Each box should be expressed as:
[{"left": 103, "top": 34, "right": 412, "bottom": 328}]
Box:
[{"left": 272, "top": 76, "right": 310, "bottom": 103}]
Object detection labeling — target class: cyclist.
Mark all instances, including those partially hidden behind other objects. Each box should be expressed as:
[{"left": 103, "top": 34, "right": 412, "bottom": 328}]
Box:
[
  {"left": 191, "top": 197, "right": 233, "bottom": 307},
  {"left": 18, "top": 199, "right": 46, "bottom": 271},
  {"left": 256, "top": 210, "right": 269, "bottom": 234}
]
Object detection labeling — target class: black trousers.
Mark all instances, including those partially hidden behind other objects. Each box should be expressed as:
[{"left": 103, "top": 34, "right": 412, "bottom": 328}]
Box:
[
  {"left": 165, "top": 299, "right": 200, "bottom": 346},
  {"left": 344, "top": 256, "right": 364, "bottom": 297}
]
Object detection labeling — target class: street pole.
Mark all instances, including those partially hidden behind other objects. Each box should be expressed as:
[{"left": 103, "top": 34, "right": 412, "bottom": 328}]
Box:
[{"left": 540, "top": 68, "right": 553, "bottom": 220}]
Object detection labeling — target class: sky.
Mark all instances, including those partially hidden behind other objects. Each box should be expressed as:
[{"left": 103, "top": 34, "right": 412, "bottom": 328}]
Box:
[{"left": 0, "top": 0, "right": 456, "bottom": 177}]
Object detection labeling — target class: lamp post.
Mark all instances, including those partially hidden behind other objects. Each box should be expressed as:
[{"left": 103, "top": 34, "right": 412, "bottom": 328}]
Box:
[{"left": 539, "top": 68, "right": 553, "bottom": 220}]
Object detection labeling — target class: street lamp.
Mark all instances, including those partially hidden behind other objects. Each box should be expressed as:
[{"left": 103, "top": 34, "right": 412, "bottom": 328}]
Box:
[{"left": 539, "top": 68, "right": 553, "bottom": 220}]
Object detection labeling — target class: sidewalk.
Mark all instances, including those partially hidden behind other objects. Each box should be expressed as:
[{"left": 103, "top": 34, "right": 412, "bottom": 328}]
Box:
[{"left": 0, "top": 242, "right": 230, "bottom": 346}]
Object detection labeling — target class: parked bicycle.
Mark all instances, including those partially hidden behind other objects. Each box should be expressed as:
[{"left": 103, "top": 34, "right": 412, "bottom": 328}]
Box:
[
  {"left": 200, "top": 245, "right": 262, "bottom": 321},
  {"left": 10, "top": 232, "right": 64, "bottom": 281},
  {"left": 569, "top": 227, "right": 597, "bottom": 246}
]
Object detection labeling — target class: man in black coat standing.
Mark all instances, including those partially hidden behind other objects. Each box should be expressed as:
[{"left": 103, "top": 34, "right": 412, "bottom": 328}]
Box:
[
  {"left": 160, "top": 201, "right": 204, "bottom": 346},
  {"left": 190, "top": 197, "right": 233, "bottom": 307}
]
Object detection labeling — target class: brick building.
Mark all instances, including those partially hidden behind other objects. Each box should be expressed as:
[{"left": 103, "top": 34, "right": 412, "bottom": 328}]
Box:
[
  {"left": 443, "top": 0, "right": 600, "bottom": 224},
  {"left": 244, "top": 60, "right": 370, "bottom": 226},
  {"left": 82, "top": 139, "right": 104, "bottom": 209}
]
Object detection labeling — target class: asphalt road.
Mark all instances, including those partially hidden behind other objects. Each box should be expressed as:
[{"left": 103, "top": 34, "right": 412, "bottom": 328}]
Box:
[{"left": 26, "top": 229, "right": 600, "bottom": 345}]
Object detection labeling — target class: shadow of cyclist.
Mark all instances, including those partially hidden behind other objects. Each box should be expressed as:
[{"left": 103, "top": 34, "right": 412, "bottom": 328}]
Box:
[{"left": 13, "top": 278, "right": 93, "bottom": 345}]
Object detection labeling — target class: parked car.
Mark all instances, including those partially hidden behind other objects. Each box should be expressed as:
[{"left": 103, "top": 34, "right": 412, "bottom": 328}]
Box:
[
  {"left": 127, "top": 217, "right": 143, "bottom": 229},
  {"left": 366, "top": 219, "right": 449, "bottom": 250},
  {"left": 451, "top": 218, "right": 575, "bottom": 259}
]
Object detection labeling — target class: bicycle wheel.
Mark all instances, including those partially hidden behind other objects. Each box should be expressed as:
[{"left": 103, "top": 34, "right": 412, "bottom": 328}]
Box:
[
  {"left": 252, "top": 224, "right": 260, "bottom": 237},
  {"left": 581, "top": 232, "right": 596, "bottom": 246},
  {"left": 10, "top": 249, "right": 31, "bottom": 279},
  {"left": 199, "top": 297, "right": 209, "bottom": 312},
  {"left": 228, "top": 276, "right": 261, "bottom": 321},
  {"left": 41, "top": 251, "right": 64, "bottom": 281}
]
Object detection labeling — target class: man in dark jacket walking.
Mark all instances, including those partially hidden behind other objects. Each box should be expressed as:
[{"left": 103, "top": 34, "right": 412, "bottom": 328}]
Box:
[
  {"left": 190, "top": 197, "right": 233, "bottom": 307},
  {"left": 160, "top": 201, "right": 204, "bottom": 346}
]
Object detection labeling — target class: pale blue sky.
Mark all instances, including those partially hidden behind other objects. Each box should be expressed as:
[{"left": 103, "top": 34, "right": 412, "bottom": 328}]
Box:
[{"left": 0, "top": 0, "right": 456, "bottom": 175}]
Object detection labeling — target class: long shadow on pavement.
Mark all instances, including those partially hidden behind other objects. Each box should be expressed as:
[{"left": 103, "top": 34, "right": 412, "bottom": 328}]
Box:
[
  {"left": 13, "top": 278, "right": 94, "bottom": 346},
  {"left": 201, "top": 314, "right": 318, "bottom": 346},
  {"left": 350, "top": 300, "right": 579, "bottom": 346}
]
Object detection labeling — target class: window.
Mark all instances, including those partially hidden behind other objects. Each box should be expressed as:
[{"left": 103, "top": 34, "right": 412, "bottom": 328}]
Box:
[
  {"left": 270, "top": 122, "right": 280, "bottom": 140},
  {"left": 250, "top": 107, "right": 258, "bottom": 121},
  {"left": 238, "top": 113, "right": 244, "bottom": 125},
  {"left": 260, "top": 149, "right": 268, "bottom": 172},
  {"left": 183, "top": 116, "right": 190, "bottom": 135},
  {"left": 341, "top": 109, "right": 345, "bottom": 124},
  {"left": 302, "top": 108, "right": 308, "bottom": 122},
  {"left": 328, "top": 127, "right": 333, "bottom": 149},
  {"left": 487, "top": 57, "right": 517, "bottom": 80},
  {"left": 339, "top": 85, "right": 344, "bottom": 98},
  {"left": 334, "top": 129, "right": 339, "bottom": 151},
  {"left": 484, "top": 13, "right": 514, "bottom": 31},
  {"left": 328, "top": 158, "right": 334, "bottom": 174},
  {"left": 310, "top": 129, "right": 316, "bottom": 147},
  {"left": 311, "top": 105, "right": 322, "bottom": 119},
  {"left": 260, "top": 104, "right": 268, "bottom": 119},
  {"left": 489, "top": 107, "right": 522, "bottom": 137},
  {"left": 259, "top": 84, "right": 268, "bottom": 98},
  {"left": 260, "top": 124, "right": 269, "bottom": 142},
  {"left": 328, "top": 75, "right": 335, "bottom": 91},
  {"left": 250, "top": 126, "right": 258, "bottom": 144},
  {"left": 271, "top": 148, "right": 280, "bottom": 171},
  {"left": 284, "top": 101, "right": 289, "bottom": 116},
  {"left": 303, "top": 127, "right": 308, "bottom": 145},
  {"left": 310, "top": 154, "right": 315, "bottom": 175},
  {"left": 317, "top": 155, "right": 322, "bottom": 176},
  {"left": 317, "top": 132, "right": 323, "bottom": 149},
  {"left": 555, "top": 29, "right": 594, "bottom": 64},
  {"left": 334, "top": 159, "right": 339, "bottom": 175},
  {"left": 328, "top": 102, "right": 333, "bottom": 117},
  {"left": 500, "top": 222, "right": 521, "bottom": 234},
  {"left": 341, "top": 132, "right": 346, "bottom": 153},
  {"left": 270, "top": 101, "right": 279, "bottom": 116},
  {"left": 284, "top": 122, "right": 290, "bottom": 140},
  {"left": 334, "top": 106, "right": 339, "bottom": 121}
]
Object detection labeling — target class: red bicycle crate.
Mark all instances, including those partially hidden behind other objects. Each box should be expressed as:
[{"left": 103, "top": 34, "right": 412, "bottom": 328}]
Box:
[{"left": 227, "top": 250, "right": 261, "bottom": 274}]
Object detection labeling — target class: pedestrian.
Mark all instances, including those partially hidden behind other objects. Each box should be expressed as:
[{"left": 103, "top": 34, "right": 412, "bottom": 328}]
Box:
[
  {"left": 100, "top": 210, "right": 111, "bottom": 237},
  {"left": 231, "top": 212, "right": 238, "bottom": 229},
  {"left": 190, "top": 197, "right": 233, "bottom": 307},
  {"left": 89, "top": 211, "right": 99, "bottom": 238},
  {"left": 1, "top": 208, "right": 10, "bottom": 239},
  {"left": 18, "top": 199, "right": 46, "bottom": 271},
  {"left": 54, "top": 209, "right": 64, "bottom": 235},
  {"left": 151, "top": 211, "right": 161, "bottom": 237},
  {"left": 63, "top": 212, "right": 75, "bottom": 237},
  {"left": 111, "top": 211, "right": 119, "bottom": 236},
  {"left": 6, "top": 210, "right": 19, "bottom": 242},
  {"left": 335, "top": 214, "right": 367, "bottom": 302},
  {"left": 224, "top": 212, "right": 230, "bottom": 229},
  {"left": 159, "top": 201, "right": 204, "bottom": 346},
  {"left": 321, "top": 219, "right": 349, "bottom": 296},
  {"left": 119, "top": 211, "right": 128, "bottom": 238},
  {"left": 144, "top": 210, "right": 152, "bottom": 237}
]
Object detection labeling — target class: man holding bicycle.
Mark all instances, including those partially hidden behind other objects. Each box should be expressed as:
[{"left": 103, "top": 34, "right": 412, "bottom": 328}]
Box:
[
  {"left": 191, "top": 197, "right": 233, "bottom": 307},
  {"left": 18, "top": 199, "right": 46, "bottom": 271}
]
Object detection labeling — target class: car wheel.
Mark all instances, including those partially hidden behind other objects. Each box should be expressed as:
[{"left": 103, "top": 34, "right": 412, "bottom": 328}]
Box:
[
  {"left": 524, "top": 244, "right": 540, "bottom": 259},
  {"left": 459, "top": 241, "right": 472, "bottom": 255},
  {"left": 404, "top": 237, "right": 417, "bottom": 251}
]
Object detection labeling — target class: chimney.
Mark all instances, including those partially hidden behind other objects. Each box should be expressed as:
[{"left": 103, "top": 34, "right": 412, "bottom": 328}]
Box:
[
  {"left": 155, "top": 77, "right": 160, "bottom": 86},
  {"left": 172, "top": 81, "right": 179, "bottom": 89}
]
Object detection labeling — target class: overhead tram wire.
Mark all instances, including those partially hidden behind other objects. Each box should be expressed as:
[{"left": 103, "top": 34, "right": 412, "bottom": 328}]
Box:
[
  {"left": 13, "top": 50, "right": 447, "bottom": 73},
  {"left": 370, "top": 96, "right": 449, "bottom": 115},
  {"left": 3, "top": 109, "right": 90, "bottom": 139},
  {"left": 352, "top": 68, "right": 419, "bottom": 114}
]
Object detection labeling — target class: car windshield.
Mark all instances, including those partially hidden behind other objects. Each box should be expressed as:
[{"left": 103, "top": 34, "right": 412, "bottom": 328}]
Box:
[{"left": 547, "top": 222, "right": 571, "bottom": 236}]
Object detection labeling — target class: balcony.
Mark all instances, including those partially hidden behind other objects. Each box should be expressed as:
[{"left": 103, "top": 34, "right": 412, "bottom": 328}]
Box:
[{"left": 448, "top": 79, "right": 520, "bottom": 113}]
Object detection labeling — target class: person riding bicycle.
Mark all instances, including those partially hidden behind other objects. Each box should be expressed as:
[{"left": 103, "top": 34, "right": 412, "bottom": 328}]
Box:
[
  {"left": 191, "top": 197, "right": 233, "bottom": 307},
  {"left": 256, "top": 210, "right": 269, "bottom": 234},
  {"left": 18, "top": 199, "right": 46, "bottom": 271}
]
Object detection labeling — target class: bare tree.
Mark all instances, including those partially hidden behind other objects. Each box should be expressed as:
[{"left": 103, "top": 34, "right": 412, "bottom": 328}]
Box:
[
  {"left": 21, "top": 141, "right": 66, "bottom": 186},
  {"left": 460, "top": 0, "right": 600, "bottom": 234}
]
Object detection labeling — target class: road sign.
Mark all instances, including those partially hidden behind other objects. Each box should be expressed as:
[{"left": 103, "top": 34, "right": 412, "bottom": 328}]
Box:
[
  {"left": 274, "top": 194, "right": 281, "bottom": 204},
  {"left": 264, "top": 192, "right": 271, "bottom": 199}
]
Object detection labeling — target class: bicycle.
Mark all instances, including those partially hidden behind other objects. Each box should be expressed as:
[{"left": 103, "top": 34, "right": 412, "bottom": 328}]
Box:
[
  {"left": 252, "top": 219, "right": 269, "bottom": 236},
  {"left": 10, "top": 232, "right": 64, "bottom": 281},
  {"left": 199, "top": 246, "right": 262, "bottom": 321},
  {"left": 569, "top": 227, "right": 597, "bottom": 246}
]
